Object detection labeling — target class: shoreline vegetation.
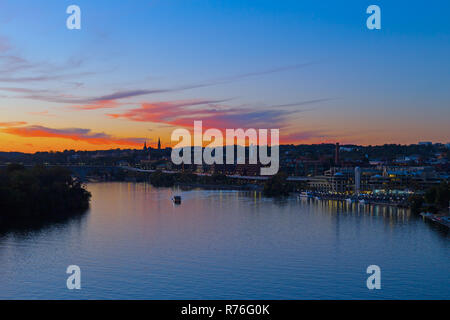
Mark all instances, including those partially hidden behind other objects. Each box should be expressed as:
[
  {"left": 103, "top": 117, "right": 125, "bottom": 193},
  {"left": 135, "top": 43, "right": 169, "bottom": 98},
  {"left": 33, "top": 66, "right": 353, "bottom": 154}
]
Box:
[
  {"left": 408, "top": 182, "right": 450, "bottom": 214},
  {"left": 0, "top": 164, "right": 91, "bottom": 226}
]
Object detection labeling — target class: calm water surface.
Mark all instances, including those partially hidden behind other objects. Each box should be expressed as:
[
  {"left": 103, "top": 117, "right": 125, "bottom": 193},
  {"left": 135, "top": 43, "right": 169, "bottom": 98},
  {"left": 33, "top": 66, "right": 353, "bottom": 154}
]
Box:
[{"left": 0, "top": 182, "right": 449, "bottom": 299}]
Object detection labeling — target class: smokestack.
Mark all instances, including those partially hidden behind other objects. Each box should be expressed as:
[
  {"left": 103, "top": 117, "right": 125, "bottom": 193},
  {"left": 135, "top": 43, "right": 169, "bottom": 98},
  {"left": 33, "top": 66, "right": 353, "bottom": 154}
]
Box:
[{"left": 335, "top": 143, "right": 340, "bottom": 166}]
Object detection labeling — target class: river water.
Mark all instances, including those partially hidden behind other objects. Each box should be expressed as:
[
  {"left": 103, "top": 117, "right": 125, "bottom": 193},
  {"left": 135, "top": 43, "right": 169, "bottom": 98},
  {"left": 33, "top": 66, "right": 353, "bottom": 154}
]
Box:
[{"left": 0, "top": 182, "right": 448, "bottom": 299}]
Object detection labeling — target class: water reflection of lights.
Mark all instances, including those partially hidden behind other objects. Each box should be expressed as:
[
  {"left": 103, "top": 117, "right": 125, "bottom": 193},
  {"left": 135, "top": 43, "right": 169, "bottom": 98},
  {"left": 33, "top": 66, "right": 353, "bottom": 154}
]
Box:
[{"left": 299, "top": 197, "right": 411, "bottom": 225}]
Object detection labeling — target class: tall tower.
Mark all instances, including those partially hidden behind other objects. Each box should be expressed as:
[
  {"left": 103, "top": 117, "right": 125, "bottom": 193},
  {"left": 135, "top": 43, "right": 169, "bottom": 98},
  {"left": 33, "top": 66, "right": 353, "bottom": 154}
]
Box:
[
  {"left": 143, "top": 141, "right": 147, "bottom": 151},
  {"left": 335, "top": 143, "right": 340, "bottom": 166},
  {"left": 158, "top": 137, "right": 161, "bottom": 150}
]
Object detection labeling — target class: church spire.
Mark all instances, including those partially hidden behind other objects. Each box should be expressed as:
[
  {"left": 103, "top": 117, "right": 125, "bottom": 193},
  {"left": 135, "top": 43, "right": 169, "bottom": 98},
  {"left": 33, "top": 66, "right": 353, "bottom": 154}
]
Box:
[{"left": 157, "top": 137, "right": 161, "bottom": 150}]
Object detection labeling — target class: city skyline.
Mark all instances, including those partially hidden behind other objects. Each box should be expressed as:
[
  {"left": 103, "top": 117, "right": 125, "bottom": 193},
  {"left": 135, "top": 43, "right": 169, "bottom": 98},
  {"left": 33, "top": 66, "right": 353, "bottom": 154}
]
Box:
[{"left": 1, "top": 0, "right": 449, "bottom": 152}]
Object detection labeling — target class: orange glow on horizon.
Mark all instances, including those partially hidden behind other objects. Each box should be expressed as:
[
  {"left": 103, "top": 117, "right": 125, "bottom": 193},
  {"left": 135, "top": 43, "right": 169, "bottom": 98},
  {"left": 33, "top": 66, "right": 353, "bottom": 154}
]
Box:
[{"left": 0, "top": 120, "right": 448, "bottom": 153}]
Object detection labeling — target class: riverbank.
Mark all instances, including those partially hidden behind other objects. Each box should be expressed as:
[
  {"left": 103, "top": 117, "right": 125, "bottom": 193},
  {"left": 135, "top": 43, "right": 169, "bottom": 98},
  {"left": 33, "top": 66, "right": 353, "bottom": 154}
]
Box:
[{"left": 420, "top": 212, "right": 450, "bottom": 228}]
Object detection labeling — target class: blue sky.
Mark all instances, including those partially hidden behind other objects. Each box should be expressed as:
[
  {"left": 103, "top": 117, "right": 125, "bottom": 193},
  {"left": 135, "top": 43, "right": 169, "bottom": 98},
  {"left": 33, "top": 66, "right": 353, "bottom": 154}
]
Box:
[{"left": 0, "top": 0, "right": 449, "bottom": 151}]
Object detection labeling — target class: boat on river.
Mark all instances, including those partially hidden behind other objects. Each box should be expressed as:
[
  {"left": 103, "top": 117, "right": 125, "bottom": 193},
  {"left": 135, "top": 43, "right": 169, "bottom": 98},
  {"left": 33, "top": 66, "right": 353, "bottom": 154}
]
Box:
[{"left": 172, "top": 195, "right": 182, "bottom": 204}]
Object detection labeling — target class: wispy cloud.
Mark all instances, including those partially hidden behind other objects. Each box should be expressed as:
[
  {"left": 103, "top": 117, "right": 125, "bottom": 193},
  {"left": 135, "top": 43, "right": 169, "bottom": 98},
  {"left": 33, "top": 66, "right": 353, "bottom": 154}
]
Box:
[
  {"left": 18, "top": 63, "right": 315, "bottom": 104},
  {"left": 27, "top": 110, "right": 56, "bottom": 117},
  {"left": 70, "top": 99, "right": 121, "bottom": 110},
  {"left": 210, "top": 63, "right": 316, "bottom": 84},
  {"left": 2, "top": 125, "right": 145, "bottom": 147},
  {"left": 0, "top": 71, "right": 95, "bottom": 83},
  {"left": 0, "top": 36, "right": 11, "bottom": 52},
  {"left": 107, "top": 99, "right": 290, "bottom": 129},
  {"left": 0, "top": 121, "right": 27, "bottom": 127},
  {"left": 0, "top": 35, "right": 93, "bottom": 86},
  {"left": 281, "top": 130, "right": 331, "bottom": 144},
  {"left": 0, "top": 55, "right": 32, "bottom": 74},
  {"left": 268, "top": 98, "right": 334, "bottom": 109},
  {"left": 106, "top": 96, "right": 329, "bottom": 130},
  {"left": 0, "top": 86, "right": 50, "bottom": 94}
]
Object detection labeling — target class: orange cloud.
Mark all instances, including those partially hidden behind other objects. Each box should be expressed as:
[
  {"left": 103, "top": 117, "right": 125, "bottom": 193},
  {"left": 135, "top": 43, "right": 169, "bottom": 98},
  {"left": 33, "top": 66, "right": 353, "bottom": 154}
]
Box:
[
  {"left": 0, "top": 121, "right": 27, "bottom": 127},
  {"left": 2, "top": 125, "right": 145, "bottom": 147}
]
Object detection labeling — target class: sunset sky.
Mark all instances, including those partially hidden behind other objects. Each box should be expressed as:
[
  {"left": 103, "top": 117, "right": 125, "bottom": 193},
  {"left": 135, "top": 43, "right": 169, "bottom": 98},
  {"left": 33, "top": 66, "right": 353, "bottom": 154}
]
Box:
[{"left": 0, "top": 0, "right": 449, "bottom": 152}]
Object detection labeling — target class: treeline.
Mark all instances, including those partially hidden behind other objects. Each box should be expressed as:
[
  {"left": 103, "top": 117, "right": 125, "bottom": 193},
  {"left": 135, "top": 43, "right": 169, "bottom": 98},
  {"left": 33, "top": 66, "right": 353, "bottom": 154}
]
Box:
[
  {"left": 0, "top": 164, "right": 91, "bottom": 221},
  {"left": 409, "top": 182, "right": 450, "bottom": 213},
  {"left": 149, "top": 170, "right": 232, "bottom": 188}
]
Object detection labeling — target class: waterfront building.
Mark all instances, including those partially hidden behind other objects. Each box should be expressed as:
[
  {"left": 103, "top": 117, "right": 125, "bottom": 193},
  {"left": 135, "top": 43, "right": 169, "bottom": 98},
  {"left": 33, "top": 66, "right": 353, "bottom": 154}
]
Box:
[
  {"left": 295, "top": 158, "right": 327, "bottom": 176},
  {"left": 305, "top": 165, "right": 443, "bottom": 194},
  {"left": 355, "top": 166, "right": 361, "bottom": 194}
]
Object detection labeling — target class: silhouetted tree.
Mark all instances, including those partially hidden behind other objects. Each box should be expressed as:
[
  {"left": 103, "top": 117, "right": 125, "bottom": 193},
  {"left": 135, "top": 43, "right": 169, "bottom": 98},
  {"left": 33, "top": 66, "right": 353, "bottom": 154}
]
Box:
[
  {"left": 0, "top": 165, "right": 91, "bottom": 221},
  {"left": 263, "top": 172, "right": 291, "bottom": 197}
]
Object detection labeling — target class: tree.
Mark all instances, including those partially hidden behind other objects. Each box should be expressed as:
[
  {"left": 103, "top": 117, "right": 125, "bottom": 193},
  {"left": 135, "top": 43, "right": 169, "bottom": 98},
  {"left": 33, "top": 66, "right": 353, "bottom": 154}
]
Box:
[
  {"left": 0, "top": 164, "right": 91, "bottom": 221},
  {"left": 150, "top": 170, "right": 174, "bottom": 187},
  {"left": 263, "top": 172, "right": 291, "bottom": 197},
  {"left": 409, "top": 181, "right": 450, "bottom": 214}
]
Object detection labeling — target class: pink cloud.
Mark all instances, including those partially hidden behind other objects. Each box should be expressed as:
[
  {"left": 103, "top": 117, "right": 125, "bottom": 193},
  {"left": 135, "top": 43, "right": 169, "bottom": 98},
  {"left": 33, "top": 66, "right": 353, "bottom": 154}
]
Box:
[{"left": 107, "top": 99, "right": 287, "bottom": 130}]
